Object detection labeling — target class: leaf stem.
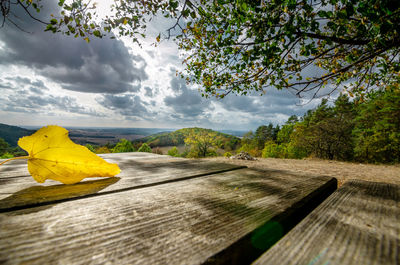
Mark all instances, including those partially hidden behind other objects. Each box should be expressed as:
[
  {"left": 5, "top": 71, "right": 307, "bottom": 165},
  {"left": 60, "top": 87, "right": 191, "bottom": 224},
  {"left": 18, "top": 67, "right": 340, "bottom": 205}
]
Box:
[{"left": 0, "top": 156, "right": 29, "bottom": 165}]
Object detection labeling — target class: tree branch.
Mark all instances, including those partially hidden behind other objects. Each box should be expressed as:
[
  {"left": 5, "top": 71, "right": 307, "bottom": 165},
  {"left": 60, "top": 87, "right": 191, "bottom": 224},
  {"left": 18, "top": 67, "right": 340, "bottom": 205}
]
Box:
[
  {"left": 16, "top": 0, "right": 48, "bottom": 25},
  {"left": 297, "top": 31, "right": 370, "bottom": 45}
]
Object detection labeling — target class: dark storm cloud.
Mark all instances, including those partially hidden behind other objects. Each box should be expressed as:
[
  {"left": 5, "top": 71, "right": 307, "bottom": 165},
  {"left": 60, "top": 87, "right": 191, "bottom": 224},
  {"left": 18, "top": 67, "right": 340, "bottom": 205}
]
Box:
[
  {"left": 97, "top": 94, "right": 152, "bottom": 119},
  {"left": 164, "top": 77, "right": 211, "bottom": 118},
  {"left": 217, "top": 87, "right": 308, "bottom": 118},
  {"left": 0, "top": 1, "right": 147, "bottom": 94},
  {"left": 0, "top": 93, "right": 103, "bottom": 116}
]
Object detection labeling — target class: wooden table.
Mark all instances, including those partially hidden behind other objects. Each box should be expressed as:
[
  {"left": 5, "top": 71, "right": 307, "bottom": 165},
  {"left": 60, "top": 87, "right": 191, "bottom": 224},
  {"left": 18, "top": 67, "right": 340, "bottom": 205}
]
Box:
[
  {"left": 0, "top": 152, "right": 343, "bottom": 264},
  {"left": 254, "top": 180, "right": 400, "bottom": 265}
]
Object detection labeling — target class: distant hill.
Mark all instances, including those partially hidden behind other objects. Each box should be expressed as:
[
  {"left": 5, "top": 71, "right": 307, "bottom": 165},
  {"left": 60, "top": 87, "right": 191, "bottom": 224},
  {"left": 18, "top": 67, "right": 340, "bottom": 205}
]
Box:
[
  {"left": 134, "top": 127, "right": 241, "bottom": 150},
  {"left": 0, "top": 123, "right": 34, "bottom": 147}
]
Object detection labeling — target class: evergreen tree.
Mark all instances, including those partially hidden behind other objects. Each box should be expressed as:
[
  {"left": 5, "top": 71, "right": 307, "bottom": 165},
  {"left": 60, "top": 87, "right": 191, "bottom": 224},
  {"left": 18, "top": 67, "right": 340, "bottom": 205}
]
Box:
[
  {"left": 354, "top": 88, "right": 400, "bottom": 163},
  {"left": 138, "top": 143, "right": 152, "bottom": 153},
  {"left": 291, "top": 96, "right": 356, "bottom": 160}
]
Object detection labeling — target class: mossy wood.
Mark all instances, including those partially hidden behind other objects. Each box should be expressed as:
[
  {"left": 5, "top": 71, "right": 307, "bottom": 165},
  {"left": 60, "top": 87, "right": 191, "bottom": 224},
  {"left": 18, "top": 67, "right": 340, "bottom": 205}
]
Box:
[
  {"left": 0, "top": 153, "right": 336, "bottom": 265},
  {"left": 254, "top": 180, "right": 400, "bottom": 265}
]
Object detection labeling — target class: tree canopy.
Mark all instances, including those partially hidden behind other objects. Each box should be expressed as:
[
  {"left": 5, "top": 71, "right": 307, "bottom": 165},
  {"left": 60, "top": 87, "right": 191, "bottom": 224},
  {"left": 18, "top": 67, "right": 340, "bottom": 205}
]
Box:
[{"left": 2, "top": 0, "right": 399, "bottom": 98}]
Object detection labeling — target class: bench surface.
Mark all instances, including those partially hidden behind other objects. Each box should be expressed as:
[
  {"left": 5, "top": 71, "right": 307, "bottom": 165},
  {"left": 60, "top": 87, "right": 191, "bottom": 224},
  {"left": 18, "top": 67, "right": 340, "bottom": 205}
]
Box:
[
  {"left": 0, "top": 153, "right": 337, "bottom": 265},
  {"left": 254, "top": 179, "right": 400, "bottom": 265}
]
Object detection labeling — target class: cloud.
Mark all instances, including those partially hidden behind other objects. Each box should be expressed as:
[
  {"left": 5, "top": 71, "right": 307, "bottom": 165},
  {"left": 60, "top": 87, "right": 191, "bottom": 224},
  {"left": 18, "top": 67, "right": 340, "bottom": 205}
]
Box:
[
  {"left": 3, "top": 76, "right": 50, "bottom": 93},
  {"left": 0, "top": 1, "right": 147, "bottom": 94},
  {"left": 164, "top": 77, "right": 212, "bottom": 118},
  {"left": 0, "top": 77, "right": 103, "bottom": 116},
  {"left": 1, "top": 93, "right": 103, "bottom": 116},
  {"left": 216, "top": 87, "right": 307, "bottom": 118},
  {"left": 97, "top": 94, "right": 152, "bottom": 119},
  {"left": 144, "top": 86, "right": 154, "bottom": 97},
  {"left": 0, "top": 81, "right": 13, "bottom": 89}
]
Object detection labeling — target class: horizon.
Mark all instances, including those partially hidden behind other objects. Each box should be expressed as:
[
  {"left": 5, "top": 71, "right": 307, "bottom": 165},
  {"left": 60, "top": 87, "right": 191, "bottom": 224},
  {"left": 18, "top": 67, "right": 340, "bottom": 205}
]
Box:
[{"left": 1, "top": 122, "right": 248, "bottom": 133}]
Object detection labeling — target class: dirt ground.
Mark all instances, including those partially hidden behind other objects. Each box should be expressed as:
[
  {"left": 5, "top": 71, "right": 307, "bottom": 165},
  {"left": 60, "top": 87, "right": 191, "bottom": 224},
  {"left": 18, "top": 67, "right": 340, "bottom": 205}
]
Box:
[{"left": 203, "top": 157, "right": 400, "bottom": 187}]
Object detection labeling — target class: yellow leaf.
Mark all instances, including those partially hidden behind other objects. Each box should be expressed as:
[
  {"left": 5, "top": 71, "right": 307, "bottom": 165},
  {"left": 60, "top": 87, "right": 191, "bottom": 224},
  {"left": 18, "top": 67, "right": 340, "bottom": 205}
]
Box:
[
  {"left": 123, "top": 18, "right": 128, "bottom": 25},
  {"left": 18, "top": 125, "right": 120, "bottom": 184},
  {"left": 84, "top": 37, "right": 90, "bottom": 43}
]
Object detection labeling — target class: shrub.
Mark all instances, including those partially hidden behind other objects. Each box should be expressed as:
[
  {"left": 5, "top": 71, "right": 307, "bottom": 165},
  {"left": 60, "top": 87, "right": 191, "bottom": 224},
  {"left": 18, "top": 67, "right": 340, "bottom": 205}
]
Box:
[
  {"left": 167, "top": 146, "right": 180, "bottom": 157},
  {"left": 138, "top": 143, "right": 152, "bottom": 153},
  {"left": 95, "top": 146, "right": 111, "bottom": 154},
  {"left": 224, "top": 152, "right": 232, "bottom": 158},
  {"left": 0, "top": 152, "right": 14, "bottom": 159},
  {"left": 186, "top": 149, "right": 200, "bottom": 158},
  {"left": 112, "top": 139, "right": 135, "bottom": 153},
  {"left": 206, "top": 148, "right": 218, "bottom": 157}
]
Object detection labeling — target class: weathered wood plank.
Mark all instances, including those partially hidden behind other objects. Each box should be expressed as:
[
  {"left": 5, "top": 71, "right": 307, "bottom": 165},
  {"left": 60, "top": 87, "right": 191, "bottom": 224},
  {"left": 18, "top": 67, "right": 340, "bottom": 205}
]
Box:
[
  {"left": 254, "top": 179, "right": 400, "bottom": 265},
  {"left": 0, "top": 153, "right": 245, "bottom": 212},
  {"left": 0, "top": 168, "right": 336, "bottom": 265}
]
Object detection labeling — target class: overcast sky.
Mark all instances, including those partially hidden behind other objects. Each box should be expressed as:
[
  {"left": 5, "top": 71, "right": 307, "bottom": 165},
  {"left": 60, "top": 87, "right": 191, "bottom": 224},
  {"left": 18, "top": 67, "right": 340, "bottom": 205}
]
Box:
[{"left": 0, "top": 1, "right": 322, "bottom": 131}]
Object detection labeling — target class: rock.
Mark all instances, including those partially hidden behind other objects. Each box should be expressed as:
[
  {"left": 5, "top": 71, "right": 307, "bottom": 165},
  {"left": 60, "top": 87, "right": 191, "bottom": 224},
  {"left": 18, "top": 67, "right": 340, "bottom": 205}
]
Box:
[{"left": 230, "top": 151, "right": 256, "bottom": 160}]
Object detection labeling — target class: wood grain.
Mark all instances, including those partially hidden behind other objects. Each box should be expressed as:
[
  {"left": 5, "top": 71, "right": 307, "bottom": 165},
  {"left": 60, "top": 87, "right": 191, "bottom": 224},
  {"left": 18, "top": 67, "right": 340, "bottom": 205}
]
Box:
[
  {"left": 254, "top": 179, "right": 400, "bottom": 265},
  {"left": 0, "top": 168, "right": 336, "bottom": 265},
  {"left": 0, "top": 153, "right": 244, "bottom": 212}
]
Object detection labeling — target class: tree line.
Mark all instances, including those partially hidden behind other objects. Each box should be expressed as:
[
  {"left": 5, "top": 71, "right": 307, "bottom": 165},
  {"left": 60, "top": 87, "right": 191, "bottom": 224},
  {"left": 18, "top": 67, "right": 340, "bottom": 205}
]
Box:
[{"left": 242, "top": 88, "right": 400, "bottom": 163}]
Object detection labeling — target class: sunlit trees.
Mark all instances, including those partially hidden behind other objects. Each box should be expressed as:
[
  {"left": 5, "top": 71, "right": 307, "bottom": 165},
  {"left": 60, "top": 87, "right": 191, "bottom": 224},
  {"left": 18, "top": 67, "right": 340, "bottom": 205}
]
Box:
[
  {"left": 112, "top": 139, "right": 135, "bottom": 153},
  {"left": 184, "top": 130, "right": 219, "bottom": 157}
]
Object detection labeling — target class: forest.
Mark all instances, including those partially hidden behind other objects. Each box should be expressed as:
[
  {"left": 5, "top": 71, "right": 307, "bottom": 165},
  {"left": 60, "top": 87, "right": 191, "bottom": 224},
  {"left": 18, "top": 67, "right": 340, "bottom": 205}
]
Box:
[{"left": 241, "top": 88, "right": 400, "bottom": 164}]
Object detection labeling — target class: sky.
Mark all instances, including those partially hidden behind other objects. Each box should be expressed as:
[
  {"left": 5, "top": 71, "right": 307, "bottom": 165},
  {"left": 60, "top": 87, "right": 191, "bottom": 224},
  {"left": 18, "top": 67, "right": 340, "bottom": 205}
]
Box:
[{"left": 0, "top": 1, "right": 322, "bottom": 131}]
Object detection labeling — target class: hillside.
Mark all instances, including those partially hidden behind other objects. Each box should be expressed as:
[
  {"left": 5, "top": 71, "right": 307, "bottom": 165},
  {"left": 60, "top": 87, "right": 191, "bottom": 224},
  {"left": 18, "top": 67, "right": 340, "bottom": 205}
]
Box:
[
  {"left": 134, "top": 127, "right": 241, "bottom": 150},
  {"left": 0, "top": 123, "right": 34, "bottom": 147}
]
